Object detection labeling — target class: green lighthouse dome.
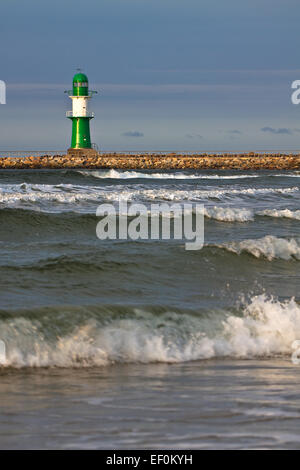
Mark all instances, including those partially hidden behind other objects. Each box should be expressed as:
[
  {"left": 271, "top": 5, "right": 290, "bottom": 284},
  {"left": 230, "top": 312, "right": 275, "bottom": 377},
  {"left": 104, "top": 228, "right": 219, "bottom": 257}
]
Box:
[
  {"left": 72, "top": 72, "right": 89, "bottom": 96},
  {"left": 73, "top": 72, "right": 88, "bottom": 83}
]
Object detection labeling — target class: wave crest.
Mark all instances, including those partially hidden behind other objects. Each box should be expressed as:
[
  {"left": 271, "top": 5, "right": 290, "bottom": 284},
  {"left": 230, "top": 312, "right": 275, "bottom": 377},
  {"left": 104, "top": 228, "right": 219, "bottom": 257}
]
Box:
[
  {"left": 257, "top": 209, "right": 300, "bottom": 221},
  {"left": 220, "top": 235, "right": 300, "bottom": 261},
  {"left": 0, "top": 295, "right": 299, "bottom": 367},
  {"left": 0, "top": 183, "right": 298, "bottom": 211},
  {"left": 204, "top": 206, "right": 254, "bottom": 222},
  {"left": 78, "top": 169, "right": 262, "bottom": 180}
]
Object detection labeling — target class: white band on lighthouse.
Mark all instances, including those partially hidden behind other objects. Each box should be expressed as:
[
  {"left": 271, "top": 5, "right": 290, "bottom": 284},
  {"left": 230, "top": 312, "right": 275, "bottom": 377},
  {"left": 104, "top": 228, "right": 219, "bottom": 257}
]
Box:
[{"left": 71, "top": 96, "right": 90, "bottom": 117}]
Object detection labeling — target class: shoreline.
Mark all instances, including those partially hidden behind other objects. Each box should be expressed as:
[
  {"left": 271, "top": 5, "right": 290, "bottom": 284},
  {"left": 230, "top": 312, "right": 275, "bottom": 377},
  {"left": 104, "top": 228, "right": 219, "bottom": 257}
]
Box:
[{"left": 0, "top": 153, "right": 299, "bottom": 170}]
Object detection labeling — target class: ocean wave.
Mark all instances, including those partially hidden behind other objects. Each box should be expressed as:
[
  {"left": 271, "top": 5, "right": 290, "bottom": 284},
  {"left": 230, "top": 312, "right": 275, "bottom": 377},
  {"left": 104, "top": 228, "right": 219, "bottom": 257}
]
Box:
[
  {"left": 0, "top": 255, "right": 136, "bottom": 273},
  {"left": 145, "top": 206, "right": 254, "bottom": 222},
  {"left": 0, "top": 183, "right": 298, "bottom": 209},
  {"left": 257, "top": 209, "right": 300, "bottom": 221},
  {"left": 78, "top": 169, "right": 203, "bottom": 180},
  {"left": 1, "top": 203, "right": 299, "bottom": 227},
  {"left": 148, "top": 186, "right": 299, "bottom": 202},
  {"left": 0, "top": 204, "right": 299, "bottom": 231},
  {"left": 219, "top": 235, "right": 300, "bottom": 261},
  {"left": 78, "top": 169, "right": 261, "bottom": 180},
  {"left": 0, "top": 183, "right": 103, "bottom": 209},
  {"left": 0, "top": 295, "right": 299, "bottom": 367},
  {"left": 204, "top": 206, "right": 300, "bottom": 222},
  {"left": 273, "top": 173, "right": 300, "bottom": 178},
  {"left": 204, "top": 207, "right": 254, "bottom": 222},
  {"left": 0, "top": 208, "right": 254, "bottom": 242}
]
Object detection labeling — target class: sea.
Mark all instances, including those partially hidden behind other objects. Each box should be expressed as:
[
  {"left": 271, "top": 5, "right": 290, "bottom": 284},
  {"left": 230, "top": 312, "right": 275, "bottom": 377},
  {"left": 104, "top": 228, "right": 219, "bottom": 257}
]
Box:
[{"left": 0, "top": 167, "right": 299, "bottom": 450}]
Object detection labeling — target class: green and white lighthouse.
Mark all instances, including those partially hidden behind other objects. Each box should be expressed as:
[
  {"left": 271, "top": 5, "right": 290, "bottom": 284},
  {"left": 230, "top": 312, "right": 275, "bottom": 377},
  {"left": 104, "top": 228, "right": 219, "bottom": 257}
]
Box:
[{"left": 65, "top": 72, "right": 98, "bottom": 156}]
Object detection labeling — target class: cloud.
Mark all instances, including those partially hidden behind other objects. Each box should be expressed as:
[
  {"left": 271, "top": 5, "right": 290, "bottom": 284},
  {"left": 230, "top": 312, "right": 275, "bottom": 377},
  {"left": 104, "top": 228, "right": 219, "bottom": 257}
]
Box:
[
  {"left": 185, "top": 133, "right": 203, "bottom": 139},
  {"left": 122, "top": 131, "right": 144, "bottom": 137},
  {"left": 261, "top": 127, "right": 292, "bottom": 135},
  {"left": 227, "top": 129, "right": 242, "bottom": 135}
]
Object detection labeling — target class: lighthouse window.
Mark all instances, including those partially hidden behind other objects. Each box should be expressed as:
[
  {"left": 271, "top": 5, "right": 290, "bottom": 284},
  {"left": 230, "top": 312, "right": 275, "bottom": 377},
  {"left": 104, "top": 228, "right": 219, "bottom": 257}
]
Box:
[{"left": 74, "top": 82, "right": 88, "bottom": 87}]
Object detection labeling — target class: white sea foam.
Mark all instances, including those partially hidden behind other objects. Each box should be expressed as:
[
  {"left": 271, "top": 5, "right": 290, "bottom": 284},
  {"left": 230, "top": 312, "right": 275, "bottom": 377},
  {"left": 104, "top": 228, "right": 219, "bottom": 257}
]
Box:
[
  {"left": 1, "top": 295, "right": 300, "bottom": 367},
  {"left": 211, "top": 207, "right": 300, "bottom": 222},
  {"left": 144, "top": 206, "right": 254, "bottom": 222},
  {"left": 0, "top": 183, "right": 105, "bottom": 208},
  {"left": 257, "top": 209, "right": 300, "bottom": 221},
  {"left": 79, "top": 169, "right": 203, "bottom": 180},
  {"left": 204, "top": 207, "right": 254, "bottom": 222},
  {"left": 99, "top": 186, "right": 299, "bottom": 204},
  {"left": 220, "top": 235, "right": 300, "bottom": 261},
  {"left": 273, "top": 173, "right": 300, "bottom": 178},
  {"left": 0, "top": 183, "right": 298, "bottom": 212},
  {"left": 78, "top": 169, "right": 261, "bottom": 180}
]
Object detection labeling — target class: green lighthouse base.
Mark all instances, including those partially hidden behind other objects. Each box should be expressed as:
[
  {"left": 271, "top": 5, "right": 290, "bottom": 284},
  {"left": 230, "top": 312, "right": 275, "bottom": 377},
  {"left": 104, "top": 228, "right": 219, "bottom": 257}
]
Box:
[{"left": 67, "top": 148, "right": 99, "bottom": 158}]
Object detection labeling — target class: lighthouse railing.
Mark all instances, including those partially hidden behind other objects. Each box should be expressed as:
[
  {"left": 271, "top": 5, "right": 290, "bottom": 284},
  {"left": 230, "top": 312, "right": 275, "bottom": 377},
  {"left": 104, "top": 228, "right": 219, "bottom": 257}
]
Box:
[
  {"left": 64, "top": 91, "right": 98, "bottom": 98},
  {"left": 66, "top": 111, "right": 95, "bottom": 118}
]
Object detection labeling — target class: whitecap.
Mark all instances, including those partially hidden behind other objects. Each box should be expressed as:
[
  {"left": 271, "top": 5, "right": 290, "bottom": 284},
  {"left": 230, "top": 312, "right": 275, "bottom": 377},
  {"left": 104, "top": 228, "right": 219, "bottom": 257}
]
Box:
[{"left": 220, "top": 235, "right": 300, "bottom": 261}]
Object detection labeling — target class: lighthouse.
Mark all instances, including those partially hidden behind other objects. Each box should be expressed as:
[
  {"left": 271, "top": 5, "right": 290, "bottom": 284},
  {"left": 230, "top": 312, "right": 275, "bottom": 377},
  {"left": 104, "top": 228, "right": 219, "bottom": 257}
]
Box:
[{"left": 65, "top": 72, "right": 98, "bottom": 157}]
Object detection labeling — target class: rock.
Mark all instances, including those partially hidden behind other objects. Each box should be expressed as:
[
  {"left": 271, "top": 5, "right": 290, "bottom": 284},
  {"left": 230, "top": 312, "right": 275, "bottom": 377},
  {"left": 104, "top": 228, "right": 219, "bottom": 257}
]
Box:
[{"left": 0, "top": 153, "right": 299, "bottom": 170}]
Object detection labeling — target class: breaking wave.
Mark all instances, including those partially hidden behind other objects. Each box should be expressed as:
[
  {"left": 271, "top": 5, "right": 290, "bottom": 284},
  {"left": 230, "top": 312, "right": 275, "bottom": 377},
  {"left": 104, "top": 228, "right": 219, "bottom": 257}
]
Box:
[
  {"left": 78, "top": 169, "right": 262, "bottom": 180},
  {"left": 0, "top": 183, "right": 298, "bottom": 210},
  {"left": 204, "top": 207, "right": 254, "bottom": 222},
  {"left": 219, "top": 235, "right": 300, "bottom": 261},
  {"left": 204, "top": 207, "right": 300, "bottom": 222},
  {"left": 0, "top": 295, "right": 299, "bottom": 368},
  {"left": 257, "top": 209, "right": 300, "bottom": 221}
]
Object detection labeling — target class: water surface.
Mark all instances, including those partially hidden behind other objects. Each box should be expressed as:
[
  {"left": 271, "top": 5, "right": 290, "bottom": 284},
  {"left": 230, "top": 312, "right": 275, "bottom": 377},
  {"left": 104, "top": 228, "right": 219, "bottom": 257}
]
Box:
[{"left": 0, "top": 168, "right": 299, "bottom": 449}]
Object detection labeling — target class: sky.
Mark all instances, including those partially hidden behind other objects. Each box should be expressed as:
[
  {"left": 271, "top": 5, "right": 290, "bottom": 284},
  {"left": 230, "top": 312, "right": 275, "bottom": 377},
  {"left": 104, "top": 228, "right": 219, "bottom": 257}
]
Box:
[{"left": 1, "top": 0, "right": 300, "bottom": 151}]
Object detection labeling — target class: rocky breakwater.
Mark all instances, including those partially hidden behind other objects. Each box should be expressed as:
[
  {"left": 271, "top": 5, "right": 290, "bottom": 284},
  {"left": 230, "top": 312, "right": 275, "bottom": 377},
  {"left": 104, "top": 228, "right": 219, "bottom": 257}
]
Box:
[{"left": 0, "top": 153, "right": 299, "bottom": 170}]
